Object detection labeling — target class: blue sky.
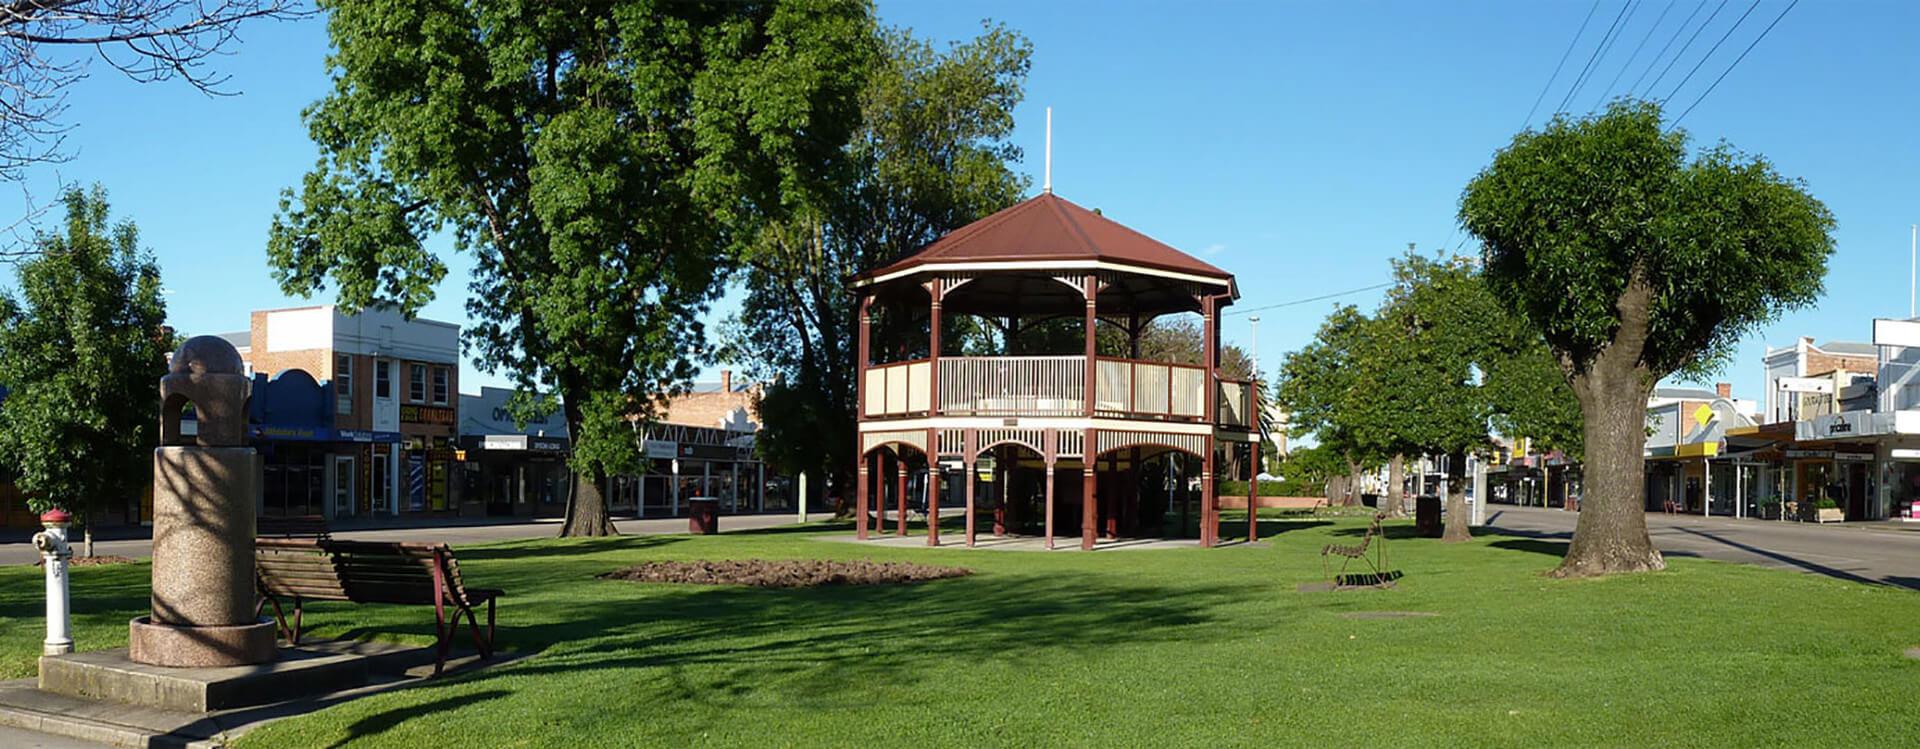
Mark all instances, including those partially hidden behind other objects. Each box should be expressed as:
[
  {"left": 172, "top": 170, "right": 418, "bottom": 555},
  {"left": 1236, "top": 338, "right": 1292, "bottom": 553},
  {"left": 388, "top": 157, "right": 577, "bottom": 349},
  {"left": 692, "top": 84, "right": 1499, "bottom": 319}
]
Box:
[{"left": 7, "top": 1, "right": 1917, "bottom": 402}]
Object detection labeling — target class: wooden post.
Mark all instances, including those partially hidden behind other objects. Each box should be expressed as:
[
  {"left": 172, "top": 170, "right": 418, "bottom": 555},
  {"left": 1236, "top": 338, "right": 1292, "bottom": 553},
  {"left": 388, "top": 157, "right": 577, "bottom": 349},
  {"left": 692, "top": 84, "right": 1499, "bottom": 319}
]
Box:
[
  {"left": 993, "top": 445, "right": 1007, "bottom": 537},
  {"left": 1202, "top": 441, "right": 1216, "bottom": 547},
  {"left": 964, "top": 429, "right": 977, "bottom": 547},
  {"left": 1045, "top": 431, "right": 1057, "bottom": 550},
  {"left": 928, "top": 279, "right": 943, "bottom": 415},
  {"left": 927, "top": 429, "right": 940, "bottom": 546},
  {"left": 880, "top": 451, "right": 894, "bottom": 534},
  {"left": 1247, "top": 442, "right": 1259, "bottom": 543},
  {"left": 1082, "top": 428, "right": 1097, "bottom": 550},
  {"left": 856, "top": 452, "right": 869, "bottom": 540},
  {"left": 1104, "top": 452, "right": 1119, "bottom": 539},
  {"left": 1084, "top": 274, "right": 1097, "bottom": 418},
  {"left": 896, "top": 452, "right": 909, "bottom": 537}
]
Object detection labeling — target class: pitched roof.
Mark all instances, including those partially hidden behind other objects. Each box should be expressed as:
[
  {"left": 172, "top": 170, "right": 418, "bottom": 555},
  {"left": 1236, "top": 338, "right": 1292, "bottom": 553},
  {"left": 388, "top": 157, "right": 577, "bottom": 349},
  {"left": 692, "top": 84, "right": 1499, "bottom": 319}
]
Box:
[{"left": 857, "top": 192, "right": 1233, "bottom": 284}]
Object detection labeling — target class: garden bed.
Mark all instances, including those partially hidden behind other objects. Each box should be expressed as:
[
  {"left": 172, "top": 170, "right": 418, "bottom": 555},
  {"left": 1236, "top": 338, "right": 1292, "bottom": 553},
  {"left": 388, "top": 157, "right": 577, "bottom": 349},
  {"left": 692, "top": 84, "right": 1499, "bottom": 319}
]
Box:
[{"left": 599, "top": 559, "right": 971, "bottom": 588}]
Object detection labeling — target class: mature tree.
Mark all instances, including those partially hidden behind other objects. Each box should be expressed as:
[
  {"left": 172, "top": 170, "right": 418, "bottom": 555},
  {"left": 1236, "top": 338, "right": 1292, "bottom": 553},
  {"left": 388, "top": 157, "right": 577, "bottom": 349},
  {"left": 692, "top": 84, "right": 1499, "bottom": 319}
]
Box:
[
  {"left": 269, "top": 0, "right": 876, "bottom": 536},
  {"left": 1275, "top": 304, "right": 1378, "bottom": 507},
  {"left": 1461, "top": 100, "right": 1834, "bottom": 575},
  {"left": 1, "top": 1, "right": 306, "bottom": 244},
  {"left": 1136, "top": 316, "right": 1254, "bottom": 379},
  {"left": 719, "top": 23, "right": 1030, "bottom": 496},
  {"left": 0, "top": 185, "right": 169, "bottom": 553}
]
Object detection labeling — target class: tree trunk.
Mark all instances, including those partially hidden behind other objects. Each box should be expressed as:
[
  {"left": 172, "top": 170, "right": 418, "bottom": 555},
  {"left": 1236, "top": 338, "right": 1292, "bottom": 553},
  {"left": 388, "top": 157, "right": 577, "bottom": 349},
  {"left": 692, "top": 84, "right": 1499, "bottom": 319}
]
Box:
[
  {"left": 1551, "top": 276, "right": 1663, "bottom": 576},
  {"left": 1441, "top": 449, "right": 1471, "bottom": 543},
  {"left": 1385, "top": 454, "right": 1406, "bottom": 518},
  {"left": 556, "top": 380, "right": 616, "bottom": 538},
  {"left": 1343, "top": 458, "right": 1363, "bottom": 507},
  {"left": 560, "top": 467, "right": 616, "bottom": 537}
]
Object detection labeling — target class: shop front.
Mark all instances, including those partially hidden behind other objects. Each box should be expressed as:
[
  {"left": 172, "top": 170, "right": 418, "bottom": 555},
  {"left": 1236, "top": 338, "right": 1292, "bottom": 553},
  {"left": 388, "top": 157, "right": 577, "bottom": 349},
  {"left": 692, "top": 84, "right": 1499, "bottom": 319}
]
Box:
[
  {"left": 625, "top": 423, "right": 785, "bottom": 517},
  {"left": 459, "top": 434, "right": 572, "bottom": 517}
]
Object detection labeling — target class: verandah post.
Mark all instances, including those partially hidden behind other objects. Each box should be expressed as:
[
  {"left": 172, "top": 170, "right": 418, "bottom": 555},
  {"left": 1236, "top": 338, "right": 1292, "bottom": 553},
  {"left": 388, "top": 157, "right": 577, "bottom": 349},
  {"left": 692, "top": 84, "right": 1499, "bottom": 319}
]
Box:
[{"left": 927, "top": 428, "right": 941, "bottom": 546}]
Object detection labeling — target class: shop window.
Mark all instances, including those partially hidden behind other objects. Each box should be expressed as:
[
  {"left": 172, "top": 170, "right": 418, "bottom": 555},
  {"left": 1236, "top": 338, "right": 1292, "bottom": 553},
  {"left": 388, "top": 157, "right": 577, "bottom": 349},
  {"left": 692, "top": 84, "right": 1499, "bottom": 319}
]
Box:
[
  {"left": 409, "top": 363, "right": 427, "bottom": 402},
  {"left": 336, "top": 354, "right": 353, "bottom": 415},
  {"left": 433, "top": 366, "right": 449, "bottom": 405}
]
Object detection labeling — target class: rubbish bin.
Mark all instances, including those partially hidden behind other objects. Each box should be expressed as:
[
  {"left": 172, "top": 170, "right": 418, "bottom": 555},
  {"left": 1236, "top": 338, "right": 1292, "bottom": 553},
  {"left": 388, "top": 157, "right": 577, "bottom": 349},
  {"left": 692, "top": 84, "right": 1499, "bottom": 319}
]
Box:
[
  {"left": 1415, "top": 495, "right": 1442, "bottom": 537},
  {"left": 688, "top": 497, "right": 720, "bottom": 535}
]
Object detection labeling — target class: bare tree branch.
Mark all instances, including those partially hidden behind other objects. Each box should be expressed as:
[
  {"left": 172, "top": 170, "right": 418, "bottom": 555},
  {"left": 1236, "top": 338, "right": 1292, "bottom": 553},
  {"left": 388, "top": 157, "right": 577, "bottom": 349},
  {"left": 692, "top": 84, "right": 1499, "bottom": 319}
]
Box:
[{"left": 1, "top": 1, "right": 311, "bottom": 249}]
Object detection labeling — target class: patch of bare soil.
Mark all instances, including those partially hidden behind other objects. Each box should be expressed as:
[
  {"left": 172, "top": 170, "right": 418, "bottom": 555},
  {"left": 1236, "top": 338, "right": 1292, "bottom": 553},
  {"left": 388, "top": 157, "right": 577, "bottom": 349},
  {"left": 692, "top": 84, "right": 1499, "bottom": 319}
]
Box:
[
  {"left": 35, "top": 555, "right": 136, "bottom": 567},
  {"left": 599, "top": 559, "right": 971, "bottom": 588}
]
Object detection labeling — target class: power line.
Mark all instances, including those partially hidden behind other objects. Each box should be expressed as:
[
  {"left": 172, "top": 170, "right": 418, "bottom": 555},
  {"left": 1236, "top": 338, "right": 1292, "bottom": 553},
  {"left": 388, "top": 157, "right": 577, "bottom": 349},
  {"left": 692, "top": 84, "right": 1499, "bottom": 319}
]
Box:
[
  {"left": 1596, "top": 0, "right": 1678, "bottom": 108},
  {"left": 1670, "top": 0, "right": 1799, "bottom": 126},
  {"left": 1662, "top": 0, "right": 1763, "bottom": 104},
  {"left": 1556, "top": 0, "right": 1636, "bottom": 115},
  {"left": 1225, "top": 282, "right": 1395, "bottom": 317},
  {"left": 1523, "top": 0, "right": 1603, "bottom": 128},
  {"left": 1645, "top": 0, "right": 1730, "bottom": 95},
  {"left": 1627, "top": 0, "right": 1708, "bottom": 96}
]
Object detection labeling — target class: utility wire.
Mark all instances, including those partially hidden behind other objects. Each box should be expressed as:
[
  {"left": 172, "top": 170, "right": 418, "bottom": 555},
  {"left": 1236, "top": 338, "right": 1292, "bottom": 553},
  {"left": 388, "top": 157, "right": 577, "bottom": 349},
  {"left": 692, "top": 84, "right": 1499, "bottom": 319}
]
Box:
[
  {"left": 1523, "top": 0, "right": 1602, "bottom": 128},
  {"left": 1670, "top": 0, "right": 1799, "bottom": 126},
  {"left": 1645, "top": 0, "right": 1730, "bottom": 95},
  {"left": 1597, "top": 0, "right": 1678, "bottom": 108},
  {"left": 1627, "top": 0, "right": 1708, "bottom": 95},
  {"left": 1225, "top": 282, "right": 1395, "bottom": 317},
  {"left": 1557, "top": 0, "right": 1636, "bottom": 115},
  {"left": 1662, "top": 0, "right": 1763, "bottom": 104}
]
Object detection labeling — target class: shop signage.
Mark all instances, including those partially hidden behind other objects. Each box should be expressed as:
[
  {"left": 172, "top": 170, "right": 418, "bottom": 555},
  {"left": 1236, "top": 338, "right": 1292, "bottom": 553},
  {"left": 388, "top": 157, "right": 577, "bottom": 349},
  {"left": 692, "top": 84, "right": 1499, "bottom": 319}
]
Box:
[
  {"left": 1784, "top": 449, "right": 1833, "bottom": 459},
  {"left": 483, "top": 435, "right": 527, "bottom": 451},
  {"left": 1796, "top": 411, "right": 1886, "bottom": 442},
  {"left": 678, "top": 443, "right": 736, "bottom": 461},
  {"left": 1891, "top": 448, "right": 1920, "bottom": 460},
  {"left": 1777, "top": 376, "right": 1834, "bottom": 394},
  {"left": 400, "top": 404, "right": 456, "bottom": 425},
  {"left": 531, "top": 437, "right": 568, "bottom": 452},
  {"left": 644, "top": 439, "right": 677, "bottom": 459},
  {"left": 1836, "top": 452, "right": 1875, "bottom": 462},
  {"left": 254, "top": 426, "right": 402, "bottom": 444},
  {"left": 1873, "top": 318, "right": 1920, "bottom": 348}
]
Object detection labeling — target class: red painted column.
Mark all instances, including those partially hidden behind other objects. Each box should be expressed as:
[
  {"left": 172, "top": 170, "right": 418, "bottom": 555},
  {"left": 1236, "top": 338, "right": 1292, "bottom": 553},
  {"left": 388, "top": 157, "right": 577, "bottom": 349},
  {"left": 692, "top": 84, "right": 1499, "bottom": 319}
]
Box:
[
  {"left": 1044, "top": 432, "right": 1057, "bottom": 550},
  {"left": 896, "top": 454, "right": 909, "bottom": 537},
  {"left": 993, "top": 448, "right": 1007, "bottom": 536},
  {"left": 855, "top": 295, "right": 871, "bottom": 536},
  {"left": 856, "top": 452, "right": 870, "bottom": 540},
  {"left": 963, "top": 430, "right": 976, "bottom": 547},
  {"left": 1103, "top": 453, "right": 1119, "bottom": 539},
  {"left": 1082, "top": 428, "right": 1097, "bottom": 550},
  {"left": 928, "top": 279, "right": 943, "bottom": 415},
  {"left": 1083, "top": 274, "right": 1097, "bottom": 417},
  {"left": 926, "top": 429, "right": 940, "bottom": 546},
  {"left": 880, "top": 451, "right": 894, "bottom": 534},
  {"left": 1202, "top": 440, "right": 1217, "bottom": 547}
]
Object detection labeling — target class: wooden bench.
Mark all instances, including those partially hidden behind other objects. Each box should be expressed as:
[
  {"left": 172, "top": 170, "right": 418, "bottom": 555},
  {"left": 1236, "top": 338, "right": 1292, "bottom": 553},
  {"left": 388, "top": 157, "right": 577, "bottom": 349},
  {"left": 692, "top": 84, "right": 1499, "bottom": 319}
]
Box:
[
  {"left": 255, "top": 538, "right": 503, "bottom": 674},
  {"left": 1320, "top": 513, "right": 1393, "bottom": 588},
  {"left": 257, "top": 515, "right": 332, "bottom": 541}
]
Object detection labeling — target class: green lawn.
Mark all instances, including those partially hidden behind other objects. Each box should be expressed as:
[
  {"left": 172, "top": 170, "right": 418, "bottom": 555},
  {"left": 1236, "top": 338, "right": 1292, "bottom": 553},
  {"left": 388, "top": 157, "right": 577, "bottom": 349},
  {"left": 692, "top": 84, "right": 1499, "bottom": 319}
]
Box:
[{"left": 5, "top": 514, "right": 1919, "bottom": 747}]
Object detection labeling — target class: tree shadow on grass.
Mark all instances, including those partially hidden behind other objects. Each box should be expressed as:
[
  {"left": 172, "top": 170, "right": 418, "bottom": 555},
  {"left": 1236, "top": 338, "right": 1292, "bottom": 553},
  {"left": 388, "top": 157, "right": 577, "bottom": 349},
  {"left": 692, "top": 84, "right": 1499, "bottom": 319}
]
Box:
[
  {"left": 383, "top": 570, "right": 1256, "bottom": 728},
  {"left": 1328, "top": 523, "right": 1426, "bottom": 541},
  {"left": 323, "top": 689, "right": 512, "bottom": 749}
]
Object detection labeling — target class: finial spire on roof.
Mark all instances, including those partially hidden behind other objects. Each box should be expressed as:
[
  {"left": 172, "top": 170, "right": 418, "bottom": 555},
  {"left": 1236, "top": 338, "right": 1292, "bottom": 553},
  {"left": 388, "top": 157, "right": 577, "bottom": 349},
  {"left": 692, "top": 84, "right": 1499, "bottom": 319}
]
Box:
[{"left": 1043, "top": 106, "right": 1053, "bottom": 194}]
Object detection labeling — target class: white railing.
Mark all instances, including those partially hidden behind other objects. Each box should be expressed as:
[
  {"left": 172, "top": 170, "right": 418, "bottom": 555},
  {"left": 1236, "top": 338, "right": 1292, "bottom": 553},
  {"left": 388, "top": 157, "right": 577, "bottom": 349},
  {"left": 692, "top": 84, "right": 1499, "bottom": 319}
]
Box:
[
  {"left": 939, "top": 356, "right": 1085, "bottom": 416},
  {"left": 862, "top": 355, "right": 1248, "bottom": 427}
]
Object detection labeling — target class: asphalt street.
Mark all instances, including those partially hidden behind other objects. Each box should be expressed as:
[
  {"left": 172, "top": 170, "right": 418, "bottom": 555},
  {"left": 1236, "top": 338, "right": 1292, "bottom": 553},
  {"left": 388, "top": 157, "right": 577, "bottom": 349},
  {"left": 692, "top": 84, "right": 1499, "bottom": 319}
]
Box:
[{"left": 1484, "top": 503, "right": 1920, "bottom": 589}]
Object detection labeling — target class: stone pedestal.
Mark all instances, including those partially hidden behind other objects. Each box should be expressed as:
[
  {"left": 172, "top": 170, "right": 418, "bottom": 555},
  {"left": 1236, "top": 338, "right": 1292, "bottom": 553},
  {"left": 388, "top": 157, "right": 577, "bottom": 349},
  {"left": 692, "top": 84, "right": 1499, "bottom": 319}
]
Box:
[{"left": 131, "top": 445, "right": 273, "bottom": 667}]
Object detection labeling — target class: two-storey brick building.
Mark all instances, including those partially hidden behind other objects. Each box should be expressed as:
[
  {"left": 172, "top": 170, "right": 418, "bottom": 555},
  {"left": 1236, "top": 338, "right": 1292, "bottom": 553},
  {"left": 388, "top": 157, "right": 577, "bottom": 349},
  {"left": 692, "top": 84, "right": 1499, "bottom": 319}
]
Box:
[{"left": 226, "top": 305, "right": 464, "bottom": 519}]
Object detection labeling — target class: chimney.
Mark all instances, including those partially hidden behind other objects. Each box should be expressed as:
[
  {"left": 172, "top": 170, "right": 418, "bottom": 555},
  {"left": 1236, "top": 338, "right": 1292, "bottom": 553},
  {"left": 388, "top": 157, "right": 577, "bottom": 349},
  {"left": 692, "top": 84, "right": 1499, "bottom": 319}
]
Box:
[
  {"left": 720, "top": 369, "right": 733, "bottom": 393},
  {"left": 1716, "top": 382, "right": 1732, "bottom": 399}
]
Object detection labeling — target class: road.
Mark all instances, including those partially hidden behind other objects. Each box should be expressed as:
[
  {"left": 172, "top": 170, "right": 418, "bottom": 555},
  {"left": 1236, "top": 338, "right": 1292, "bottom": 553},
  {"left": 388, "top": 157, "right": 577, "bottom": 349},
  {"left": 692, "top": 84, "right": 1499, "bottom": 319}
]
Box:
[
  {"left": 0, "top": 513, "right": 809, "bottom": 567},
  {"left": 1484, "top": 504, "right": 1920, "bottom": 589}
]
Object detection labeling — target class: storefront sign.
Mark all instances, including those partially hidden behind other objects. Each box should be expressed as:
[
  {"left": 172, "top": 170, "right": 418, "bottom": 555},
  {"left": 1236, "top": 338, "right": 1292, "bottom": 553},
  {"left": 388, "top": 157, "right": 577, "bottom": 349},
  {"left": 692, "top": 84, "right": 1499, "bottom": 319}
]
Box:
[
  {"left": 1797, "top": 411, "right": 1887, "bottom": 442},
  {"left": 400, "top": 404, "right": 455, "bottom": 425},
  {"left": 1784, "top": 449, "right": 1833, "bottom": 460},
  {"left": 256, "top": 427, "right": 402, "bottom": 444},
  {"left": 644, "top": 440, "right": 677, "bottom": 459},
  {"left": 1890, "top": 448, "right": 1920, "bottom": 460},
  {"left": 483, "top": 435, "right": 527, "bottom": 451},
  {"left": 1836, "top": 452, "right": 1875, "bottom": 462}
]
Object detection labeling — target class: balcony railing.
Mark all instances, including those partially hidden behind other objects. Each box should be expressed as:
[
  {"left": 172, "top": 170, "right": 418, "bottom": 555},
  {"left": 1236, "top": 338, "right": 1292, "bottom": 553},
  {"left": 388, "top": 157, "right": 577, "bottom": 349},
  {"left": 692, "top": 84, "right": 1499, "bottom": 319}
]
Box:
[{"left": 863, "top": 355, "right": 1256, "bottom": 429}]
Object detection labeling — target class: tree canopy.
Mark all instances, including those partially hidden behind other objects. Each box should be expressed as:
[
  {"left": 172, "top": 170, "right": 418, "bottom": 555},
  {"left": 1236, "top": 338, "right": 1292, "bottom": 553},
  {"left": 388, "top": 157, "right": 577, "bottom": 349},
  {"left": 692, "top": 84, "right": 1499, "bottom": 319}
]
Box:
[
  {"left": 268, "top": 0, "right": 878, "bottom": 535},
  {"left": 1460, "top": 100, "right": 1834, "bottom": 575},
  {"left": 718, "top": 22, "right": 1031, "bottom": 497},
  {"left": 0, "top": 185, "right": 170, "bottom": 530}
]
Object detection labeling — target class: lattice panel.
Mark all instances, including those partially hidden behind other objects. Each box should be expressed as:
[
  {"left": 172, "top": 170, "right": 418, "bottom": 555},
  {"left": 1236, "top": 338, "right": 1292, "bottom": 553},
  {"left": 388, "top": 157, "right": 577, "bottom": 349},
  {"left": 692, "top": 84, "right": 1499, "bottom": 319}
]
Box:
[
  {"left": 973, "top": 428, "right": 1047, "bottom": 457},
  {"left": 937, "top": 429, "right": 966, "bottom": 457},
  {"left": 1056, "top": 430, "right": 1084, "bottom": 458},
  {"left": 861, "top": 429, "right": 927, "bottom": 456},
  {"left": 1095, "top": 429, "right": 1207, "bottom": 458}
]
